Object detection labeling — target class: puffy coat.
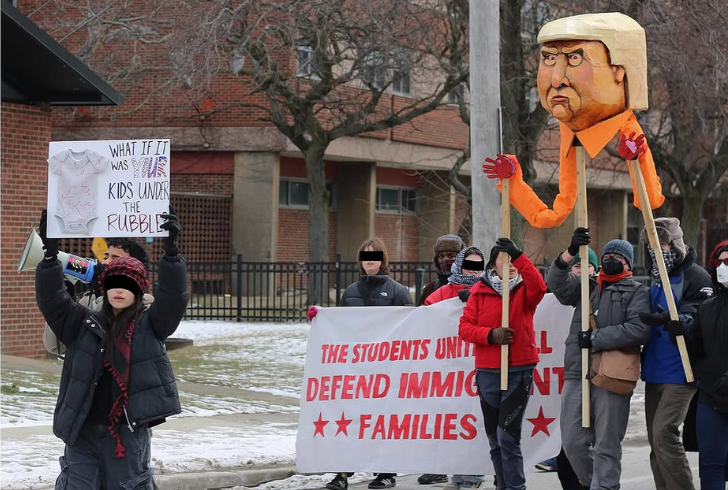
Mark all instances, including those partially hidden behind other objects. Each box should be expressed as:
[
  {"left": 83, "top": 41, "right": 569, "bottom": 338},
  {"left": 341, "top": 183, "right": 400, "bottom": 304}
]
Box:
[
  {"left": 546, "top": 256, "right": 651, "bottom": 380},
  {"left": 458, "top": 254, "right": 547, "bottom": 368},
  {"left": 424, "top": 283, "right": 467, "bottom": 305},
  {"left": 340, "top": 274, "right": 412, "bottom": 307},
  {"left": 690, "top": 289, "right": 728, "bottom": 413},
  {"left": 36, "top": 255, "right": 189, "bottom": 445}
]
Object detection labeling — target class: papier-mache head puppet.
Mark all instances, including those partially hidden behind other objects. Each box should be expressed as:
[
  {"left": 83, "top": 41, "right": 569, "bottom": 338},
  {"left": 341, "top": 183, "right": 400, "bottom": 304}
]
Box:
[{"left": 484, "top": 12, "right": 664, "bottom": 228}]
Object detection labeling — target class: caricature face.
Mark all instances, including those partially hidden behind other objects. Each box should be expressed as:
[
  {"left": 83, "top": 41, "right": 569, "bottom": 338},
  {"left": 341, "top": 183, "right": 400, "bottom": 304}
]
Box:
[{"left": 537, "top": 40, "right": 626, "bottom": 131}]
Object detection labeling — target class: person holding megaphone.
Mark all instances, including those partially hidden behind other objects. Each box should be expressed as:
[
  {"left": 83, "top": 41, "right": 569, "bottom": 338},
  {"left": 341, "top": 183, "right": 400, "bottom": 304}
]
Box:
[{"left": 34, "top": 207, "right": 189, "bottom": 489}]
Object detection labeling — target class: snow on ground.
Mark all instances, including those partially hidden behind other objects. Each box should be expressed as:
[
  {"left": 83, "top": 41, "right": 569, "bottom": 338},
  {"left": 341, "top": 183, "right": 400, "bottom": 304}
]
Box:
[
  {"left": 1, "top": 320, "right": 308, "bottom": 489},
  {"left": 0, "top": 319, "right": 651, "bottom": 489}
]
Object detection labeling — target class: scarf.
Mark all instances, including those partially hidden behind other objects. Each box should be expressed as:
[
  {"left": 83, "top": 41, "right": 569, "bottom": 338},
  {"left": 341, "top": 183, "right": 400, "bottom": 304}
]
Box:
[
  {"left": 104, "top": 319, "right": 135, "bottom": 458},
  {"left": 596, "top": 270, "right": 633, "bottom": 291},
  {"left": 448, "top": 247, "right": 485, "bottom": 287},
  {"left": 485, "top": 268, "right": 522, "bottom": 296},
  {"left": 648, "top": 247, "right": 676, "bottom": 282}
]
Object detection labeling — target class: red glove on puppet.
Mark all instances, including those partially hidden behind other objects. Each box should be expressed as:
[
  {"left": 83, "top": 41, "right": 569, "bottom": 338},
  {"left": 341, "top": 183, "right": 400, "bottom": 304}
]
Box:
[
  {"left": 483, "top": 153, "right": 517, "bottom": 179},
  {"left": 307, "top": 306, "right": 318, "bottom": 322},
  {"left": 618, "top": 131, "right": 646, "bottom": 161}
]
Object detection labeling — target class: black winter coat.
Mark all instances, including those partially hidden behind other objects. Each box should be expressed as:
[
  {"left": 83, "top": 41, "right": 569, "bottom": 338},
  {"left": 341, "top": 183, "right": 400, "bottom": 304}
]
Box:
[
  {"left": 36, "top": 255, "right": 190, "bottom": 445},
  {"left": 690, "top": 288, "right": 728, "bottom": 413},
  {"left": 340, "top": 274, "right": 413, "bottom": 307}
]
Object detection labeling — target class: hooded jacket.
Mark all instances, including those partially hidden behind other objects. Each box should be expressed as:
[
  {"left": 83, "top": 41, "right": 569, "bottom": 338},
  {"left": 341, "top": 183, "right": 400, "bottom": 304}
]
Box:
[
  {"left": 36, "top": 255, "right": 189, "bottom": 446},
  {"left": 458, "top": 254, "right": 547, "bottom": 368}
]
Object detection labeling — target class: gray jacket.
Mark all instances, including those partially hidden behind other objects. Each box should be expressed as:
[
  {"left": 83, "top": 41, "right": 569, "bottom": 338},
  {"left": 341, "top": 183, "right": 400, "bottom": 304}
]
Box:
[
  {"left": 546, "top": 257, "right": 651, "bottom": 380},
  {"left": 36, "top": 255, "right": 189, "bottom": 445}
]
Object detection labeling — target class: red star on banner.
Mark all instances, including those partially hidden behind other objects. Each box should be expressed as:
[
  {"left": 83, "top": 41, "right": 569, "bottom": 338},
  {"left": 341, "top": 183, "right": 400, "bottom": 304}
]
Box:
[
  {"left": 335, "top": 411, "right": 353, "bottom": 436},
  {"left": 313, "top": 412, "right": 329, "bottom": 437},
  {"left": 527, "top": 406, "right": 556, "bottom": 437}
]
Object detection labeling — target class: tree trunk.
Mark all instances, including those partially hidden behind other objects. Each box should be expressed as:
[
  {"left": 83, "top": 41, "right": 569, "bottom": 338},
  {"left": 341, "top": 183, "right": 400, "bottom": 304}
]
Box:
[
  {"left": 305, "top": 142, "right": 330, "bottom": 305},
  {"left": 680, "top": 191, "right": 705, "bottom": 250}
]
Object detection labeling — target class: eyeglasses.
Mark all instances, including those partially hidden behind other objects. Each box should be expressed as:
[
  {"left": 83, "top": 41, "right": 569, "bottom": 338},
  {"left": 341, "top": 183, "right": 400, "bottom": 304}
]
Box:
[{"left": 717, "top": 258, "right": 728, "bottom": 266}]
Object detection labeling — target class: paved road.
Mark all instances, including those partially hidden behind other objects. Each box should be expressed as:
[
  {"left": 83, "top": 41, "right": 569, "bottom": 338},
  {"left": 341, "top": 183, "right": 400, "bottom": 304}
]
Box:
[{"left": 335, "top": 445, "right": 700, "bottom": 490}]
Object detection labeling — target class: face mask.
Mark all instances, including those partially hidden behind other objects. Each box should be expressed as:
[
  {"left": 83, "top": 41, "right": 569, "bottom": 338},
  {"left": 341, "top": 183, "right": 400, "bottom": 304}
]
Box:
[
  {"left": 717, "top": 263, "right": 728, "bottom": 287},
  {"left": 601, "top": 258, "right": 624, "bottom": 275}
]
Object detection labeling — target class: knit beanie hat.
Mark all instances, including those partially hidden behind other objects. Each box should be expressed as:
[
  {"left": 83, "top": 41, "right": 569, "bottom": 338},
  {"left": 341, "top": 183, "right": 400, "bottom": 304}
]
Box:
[
  {"left": 100, "top": 256, "right": 149, "bottom": 297},
  {"left": 640, "top": 217, "right": 686, "bottom": 263},
  {"left": 571, "top": 247, "right": 598, "bottom": 271},
  {"left": 602, "top": 239, "right": 634, "bottom": 271}
]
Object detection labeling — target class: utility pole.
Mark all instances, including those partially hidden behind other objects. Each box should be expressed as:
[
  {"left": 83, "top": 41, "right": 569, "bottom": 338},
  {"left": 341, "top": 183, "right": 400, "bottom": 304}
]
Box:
[{"left": 470, "top": 0, "right": 502, "bottom": 248}]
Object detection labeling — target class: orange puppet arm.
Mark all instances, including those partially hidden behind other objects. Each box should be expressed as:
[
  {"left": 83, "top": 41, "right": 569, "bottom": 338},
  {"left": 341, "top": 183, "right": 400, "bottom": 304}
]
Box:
[
  {"left": 621, "top": 117, "right": 665, "bottom": 210},
  {"left": 491, "top": 154, "right": 578, "bottom": 229}
]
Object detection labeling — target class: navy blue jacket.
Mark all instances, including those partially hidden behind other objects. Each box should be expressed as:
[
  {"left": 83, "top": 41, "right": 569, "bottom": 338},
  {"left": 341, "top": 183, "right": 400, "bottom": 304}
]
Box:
[
  {"left": 36, "top": 255, "right": 189, "bottom": 445},
  {"left": 641, "top": 249, "right": 713, "bottom": 384}
]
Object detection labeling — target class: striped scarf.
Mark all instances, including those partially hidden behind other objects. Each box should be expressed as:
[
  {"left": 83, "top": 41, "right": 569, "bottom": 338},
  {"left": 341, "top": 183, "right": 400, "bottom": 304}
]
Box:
[
  {"left": 104, "top": 319, "right": 135, "bottom": 458},
  {"left": 485, "top": 268, "right": 522, "bottom": 296}
]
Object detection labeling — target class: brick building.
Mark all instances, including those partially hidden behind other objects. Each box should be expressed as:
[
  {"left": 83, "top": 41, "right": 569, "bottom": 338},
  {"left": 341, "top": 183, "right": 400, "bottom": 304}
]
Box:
[{"left": 1, "top": 1, "right": 123, "bottom": 357}]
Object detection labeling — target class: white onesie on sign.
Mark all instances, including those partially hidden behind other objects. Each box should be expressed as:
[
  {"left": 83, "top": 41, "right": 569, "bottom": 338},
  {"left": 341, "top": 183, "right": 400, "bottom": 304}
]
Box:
[{"left": 50, "top": 149, "right": 109, "bottom": 234}]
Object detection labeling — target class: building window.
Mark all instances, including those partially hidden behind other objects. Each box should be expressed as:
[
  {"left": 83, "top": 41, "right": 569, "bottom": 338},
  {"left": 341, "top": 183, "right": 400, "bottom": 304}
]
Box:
[
  {"left": 362, "top": 51, "right": 386, "bottom": 89},
  {"left": 296, "top": 43, "right": 320, "bottom": 79},
  {"left": 376, "top": 186, "right": 417, "bottom": 213},
  {"left": 392, "top": 68, "right": 412, "bottom": 95},
  {"left": 279, "top": 179, "right": 334, "bottom": 208}
]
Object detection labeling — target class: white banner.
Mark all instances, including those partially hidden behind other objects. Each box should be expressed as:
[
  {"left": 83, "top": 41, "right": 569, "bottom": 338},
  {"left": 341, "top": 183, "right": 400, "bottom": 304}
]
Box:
[
  {"left": 46, "top": 139, "right": 170, "bottom": 238},
  {"left": 296, "top": 294, "right": 574, "bottom": 474}
]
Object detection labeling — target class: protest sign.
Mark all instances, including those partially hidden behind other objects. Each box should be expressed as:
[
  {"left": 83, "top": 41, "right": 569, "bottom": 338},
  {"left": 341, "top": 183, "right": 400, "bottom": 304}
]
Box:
[
  {"left": 296, "top": 294, "right": 574, "bottom": 474},
  {"left": 46, "top": 139, "right": 170, "bottom": 238}
]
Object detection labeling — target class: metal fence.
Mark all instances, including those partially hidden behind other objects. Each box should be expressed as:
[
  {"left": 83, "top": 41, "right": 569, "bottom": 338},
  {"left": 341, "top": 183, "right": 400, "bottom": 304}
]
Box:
[
  {"left": 143, "top": 255, "right": 442, "bottom": 322},
  {"left": 133, "top": 257, "right": 652, "bottom": 322}
]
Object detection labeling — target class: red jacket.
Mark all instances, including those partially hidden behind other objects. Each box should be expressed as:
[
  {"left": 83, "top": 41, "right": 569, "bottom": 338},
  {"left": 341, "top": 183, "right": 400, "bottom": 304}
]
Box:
[
  {"left": 424, "top": 283, "right": 468, "bottom": 305},
  {"left": 458, "top": 254, "right": 546, "bottom": 368}
]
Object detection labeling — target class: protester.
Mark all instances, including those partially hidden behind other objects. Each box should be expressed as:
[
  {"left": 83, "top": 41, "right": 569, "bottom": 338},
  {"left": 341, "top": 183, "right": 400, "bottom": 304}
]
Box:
[
  {"left": 43, "top": 237, "right": 152, "bottom": 358},
  {"left": 459, "top": 237, "right": 547, "bottom": 490},
  {"left": 638, "top": 217, "right": 713, "bottom": 490},
  {"left": 547, "top": 229, "right": 651, "bottom": 490},
  {"left": 418, "top": 234, "right": 465, "bottom": 308},
  {"left": 684, "top": 243, "right": 728, "bottom": 489},
  {"left": 35, "top": 208, "right": 189, "bottom": 489},
  {"left": 422, "top": 246, "right": 487, "bottom": 490},
  {"left": 323, "top": 238, "right": 412, "bottom": 490}
]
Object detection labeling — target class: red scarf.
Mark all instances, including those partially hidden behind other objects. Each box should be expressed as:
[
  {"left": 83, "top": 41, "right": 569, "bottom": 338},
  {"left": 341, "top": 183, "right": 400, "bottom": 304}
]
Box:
[
  {"left": 104, "top": 319, "right": 135, "bottom": 458},
  {"left": 596, "top": 270, "right": 633, "bottom": 291}
]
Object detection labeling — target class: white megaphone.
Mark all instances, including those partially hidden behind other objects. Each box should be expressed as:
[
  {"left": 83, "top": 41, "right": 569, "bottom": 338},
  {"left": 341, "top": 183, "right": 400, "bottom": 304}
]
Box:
[{"left": 18, "top": 229, "right": 98, "bottom": 283}]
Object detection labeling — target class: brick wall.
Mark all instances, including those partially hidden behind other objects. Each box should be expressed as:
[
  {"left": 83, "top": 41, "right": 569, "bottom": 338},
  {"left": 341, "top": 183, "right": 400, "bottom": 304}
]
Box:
[
  {"left": 277, "top": 210, "right": 338, "bottom": 262},
  {"left": 375, "top": 214, "right": 420, "bottom": 262},
  {"left": 1, "top": 103, "right": 53, "bottom": 358}
]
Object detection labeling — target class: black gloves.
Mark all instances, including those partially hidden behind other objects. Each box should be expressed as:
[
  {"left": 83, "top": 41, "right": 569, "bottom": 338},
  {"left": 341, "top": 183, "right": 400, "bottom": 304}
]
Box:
[
  {"left": 160, "top": 206, "right": 181, "bottom": 257},
  {"left": 665, "top": 319, "right": 688, "bottom": 345},
  {"left": 568, "top": 227, "right": 591, "bottom": 256},
  {"left": 639, "top": 310, "right": 671, "bottom": 326},
  {"left": 494, "top": 237, "right": 522, "bottom": 260},
  {"left": 488, "top": 327, "right": 514, "bottom": 345},
  {"left": 457, "top": 289, "right": 471, "bottom": 303},
  {"left": 578, "top": 330, "right": 593, "bottom": 349},
  {"left": 38, "top": 209, "right": 59, "bottom": 261}
]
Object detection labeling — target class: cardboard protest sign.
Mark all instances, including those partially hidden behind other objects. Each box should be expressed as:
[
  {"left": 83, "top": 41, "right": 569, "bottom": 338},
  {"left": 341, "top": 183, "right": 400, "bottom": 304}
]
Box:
[
  {"left": 296, "top": 295, "right": 573, "bottom": 474},
  {"left": 46, "top": 139, "right": 170, "bottom": 238}
]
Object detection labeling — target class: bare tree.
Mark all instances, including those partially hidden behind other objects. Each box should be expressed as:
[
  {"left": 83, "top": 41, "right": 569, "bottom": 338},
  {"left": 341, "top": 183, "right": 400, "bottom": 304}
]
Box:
[
  {"left": 168, "top": 0, "right": 470, "bottom": 301},
  {"left": 618, "top": 0, "right": 728, "bottom": 245}
]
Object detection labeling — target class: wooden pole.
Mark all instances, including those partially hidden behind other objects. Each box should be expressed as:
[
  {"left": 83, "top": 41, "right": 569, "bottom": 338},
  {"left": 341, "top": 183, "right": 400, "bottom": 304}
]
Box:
[
  {"left": 629, "top": 160, "right": 694, "bottom": 382},
  {"left": 576, "top": 145, "right": 591, "bottom": 428},
  {"left": 500, "top": 179, "right": 510, "bottom": 391}
]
